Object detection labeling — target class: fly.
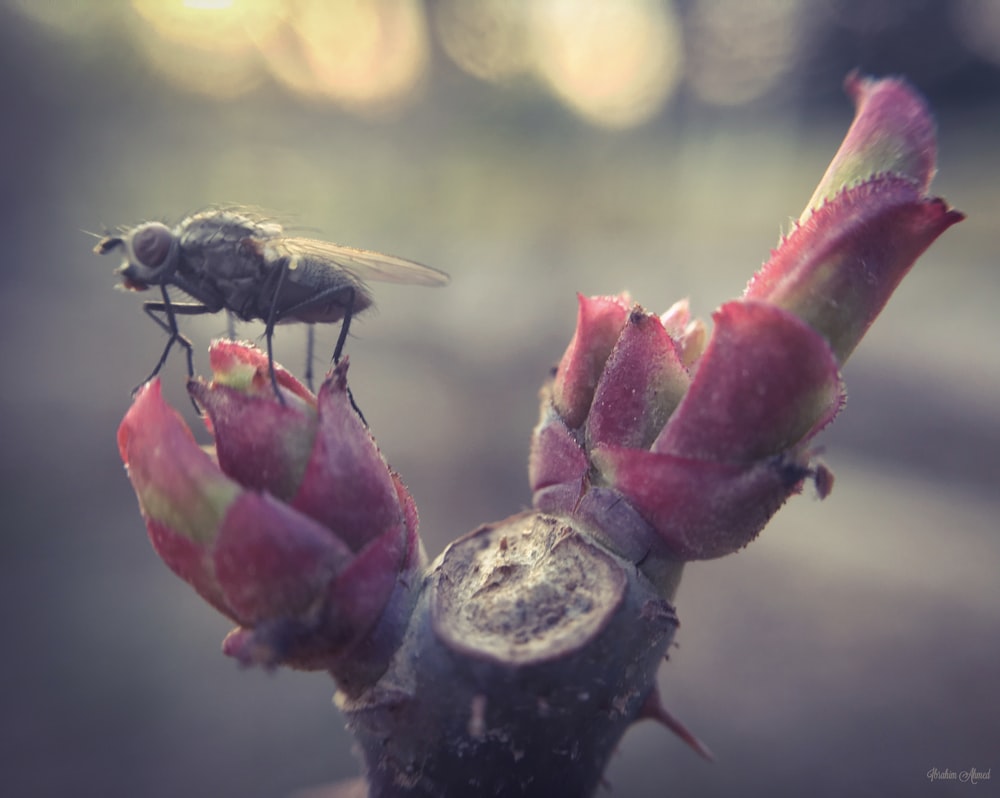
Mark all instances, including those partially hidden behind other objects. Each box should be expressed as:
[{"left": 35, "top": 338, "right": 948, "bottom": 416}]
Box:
[{"left": 95, "top": 209, "right": 449, "bottom": 402}]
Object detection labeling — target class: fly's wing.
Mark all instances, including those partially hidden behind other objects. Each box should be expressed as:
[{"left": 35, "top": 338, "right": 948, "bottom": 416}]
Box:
[
  {"left": 259, "top": 237, "right": 449, "bottom": 325},
  {"left": 273, "top": 238, "right": 450, "bottom": 287}
]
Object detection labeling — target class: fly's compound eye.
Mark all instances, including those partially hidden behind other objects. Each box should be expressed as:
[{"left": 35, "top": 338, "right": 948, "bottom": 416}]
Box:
[{"left": 131, "top": 223, "right": 174, "bottom": 269}]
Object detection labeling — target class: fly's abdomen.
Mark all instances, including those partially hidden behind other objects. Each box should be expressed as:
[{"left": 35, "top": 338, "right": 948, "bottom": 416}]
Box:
[{"left": 274, "top": 254, "right": 374, "bottom": 325}]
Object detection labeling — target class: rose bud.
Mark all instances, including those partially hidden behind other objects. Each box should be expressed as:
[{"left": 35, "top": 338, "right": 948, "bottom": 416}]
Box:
[
  {"left": 118, "top": 341, "right": 422, "bottom": 688},
  {"left": 530, "top": 74, "right": 962, "bottom": 576}
]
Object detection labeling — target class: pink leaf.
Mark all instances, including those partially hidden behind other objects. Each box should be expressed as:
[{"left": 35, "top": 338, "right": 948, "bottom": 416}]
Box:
[{"left": 654, "top": 301, "right": 843, "bottom": 463}]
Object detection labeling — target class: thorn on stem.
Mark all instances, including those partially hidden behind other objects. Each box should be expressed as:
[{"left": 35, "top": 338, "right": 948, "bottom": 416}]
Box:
[{"left": 638, "top": 683, "right": 715, "bottom": 761}]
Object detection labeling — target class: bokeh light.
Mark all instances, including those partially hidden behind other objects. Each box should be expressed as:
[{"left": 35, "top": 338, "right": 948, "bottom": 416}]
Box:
[
  {"left": 529, "top": 0, "right": 683, "bottom": 129},
  {"left": 125, "top": 0, "right": 429, "bottom": 111},
  {"left": 952, "top": 0, "right": 1000, "bottom": 66},
  {"left": 432, "top": 0, "right": 533, "bottom": 84},
  {"left": 131, "top": 0, "right": 284, "bottom": 50},
  {"left": 9, "top": 0, "right": 1000, "bottom": 124},
  {"left": 129, "top": 0, "right": 284, "bottom": 97},
  {"left": 685, "top": 0, "right": 805, "bottom": 106},
  {"left": 278, "top": 0, "right": 428, "bottom": 113}
]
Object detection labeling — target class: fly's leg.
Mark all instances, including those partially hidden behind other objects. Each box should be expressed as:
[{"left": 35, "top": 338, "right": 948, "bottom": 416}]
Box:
[
  {"left": 226, "top": 310, "right": 236, "bottom": 341},
  {"left": 141, "top": 288, "right": 214, "bottom": 412},
  {"left": 263, "top": 265, "right": 326, "bottom": 405},
  {"left": 141, "top": 287, "right": 193, "bottom": 384},
  {"left": 269, "top": 284, "right": 366, "bottom": 423},
  {"left": 328, "top": 290, "right": 367, "bottom": 425},
  {"left": 304, "top": 324, "right": 315, "bottom": 393},
  {"left": 263, "top": 263, "right": 290, "bottom": 404},
  {"left": 142, "top": 297, "right": 218, "bottom": 382},
  {"left": 331, "top": 288, "right": 355, "bottom": 365},
  {"left": 272, "top": 285, "right": 358, "bottom": 366}
]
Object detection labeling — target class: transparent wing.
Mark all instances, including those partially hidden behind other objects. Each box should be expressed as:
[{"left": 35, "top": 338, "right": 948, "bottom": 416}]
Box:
[{"left": 272, "top": 237, "right": 450, "bottom": 287}]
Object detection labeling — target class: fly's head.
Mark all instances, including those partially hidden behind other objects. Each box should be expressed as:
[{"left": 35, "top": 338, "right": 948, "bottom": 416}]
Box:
[{"left": 96, "top": 222, "right": 179, "bottom": 291}]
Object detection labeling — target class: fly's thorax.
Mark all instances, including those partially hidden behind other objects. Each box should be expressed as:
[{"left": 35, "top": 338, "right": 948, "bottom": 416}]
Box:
[
  {"left": 175, "top": 212, "right": 279, "bottom": 278},
  {"left": 177, "top": 210, "right": 281, "bottom": 246},
  {"left": 176, "top": 217, "right": 273, "bottom": 285}
]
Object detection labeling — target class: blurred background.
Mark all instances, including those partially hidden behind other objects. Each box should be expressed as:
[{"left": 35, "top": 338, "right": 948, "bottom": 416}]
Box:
[{"left": 1, "top": 1, "right": 997, "bottom": 796}]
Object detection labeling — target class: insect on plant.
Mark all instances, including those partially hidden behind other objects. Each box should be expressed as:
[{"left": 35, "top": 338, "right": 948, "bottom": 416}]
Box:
[{"left": 95, "top": 209, "right": 449, "bottom": 402}]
